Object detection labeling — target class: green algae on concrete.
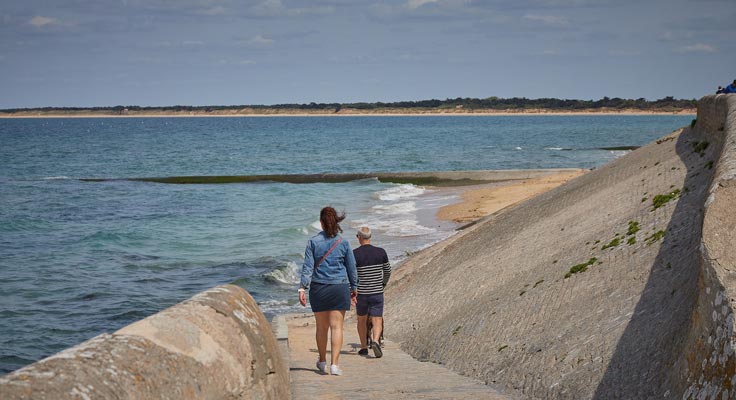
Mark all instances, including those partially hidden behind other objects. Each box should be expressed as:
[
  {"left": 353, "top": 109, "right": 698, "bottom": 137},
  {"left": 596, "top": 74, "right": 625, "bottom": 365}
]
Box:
[{"left": 651, "top": 189, "right": 681, "bottom": 210}]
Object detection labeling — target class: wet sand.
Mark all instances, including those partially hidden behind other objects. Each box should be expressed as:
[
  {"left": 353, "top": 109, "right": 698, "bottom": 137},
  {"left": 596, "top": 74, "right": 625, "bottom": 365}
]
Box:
[{"left": 437, "top": 169, "right": 587, "bottom": 223}]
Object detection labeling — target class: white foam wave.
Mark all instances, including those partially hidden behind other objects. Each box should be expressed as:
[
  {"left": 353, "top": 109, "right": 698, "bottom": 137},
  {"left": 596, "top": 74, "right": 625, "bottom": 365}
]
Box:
[
  {"left": 258, "top": 299, "right": 303, "bottom": 314},
  {"left": 375, "top": 184, "right": 425, "bottom": 201},
  {"left": 514, "top": 146, "right": 523, "bottom": 150},
  {"left": 41, "top": 176, "right": 71, "bottom": 180},
  {"left": 609, "top": 150, "right": 631, "bottom": 158},
  {"left": 309, "top": 220, "right": 322, "bottom": 231},
  {"left": 352, "top": 217, "right": 435, "bottom": 237},
  {"left": 300, "top": 227, "right": 309, "bottom": 235},
  {"left": 263, "top": 261, "right": 300, "bottom": 285},
  {"left": 545, "top": 147, "right": 564, "bottom": 151},
  {"left": 372, "top": 202, "right": 417, "bottom": 215}
]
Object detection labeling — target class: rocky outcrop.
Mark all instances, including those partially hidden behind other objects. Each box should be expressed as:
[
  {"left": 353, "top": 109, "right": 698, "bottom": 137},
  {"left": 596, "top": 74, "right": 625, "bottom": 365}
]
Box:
[
  {"left": 385, "top": 95, "right": 736, "bottom": 399},
  {"left": 0, "top": 284, "right": 289, "bottom": 399}
]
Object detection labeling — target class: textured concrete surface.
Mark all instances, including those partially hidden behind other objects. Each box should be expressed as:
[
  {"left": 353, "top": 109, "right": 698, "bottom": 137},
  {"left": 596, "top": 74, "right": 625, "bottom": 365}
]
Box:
[
  {"left": 383, "top": 95, "right": 736, "bottom": 399},
  {"left": 0, "top": 284, "right": 290, "bottom": 400},
  {"left": 287, "top": 313, "right": 508, "bottom": 399}
]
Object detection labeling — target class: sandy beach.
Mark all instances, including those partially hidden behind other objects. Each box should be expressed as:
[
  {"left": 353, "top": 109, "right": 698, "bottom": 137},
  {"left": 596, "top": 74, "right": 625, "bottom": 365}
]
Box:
[
  {"left": 0, "top": 109, "right": 695, "bottom": 118},
  {"left": 436, "top": 169, "right": 587, "bottom": 223}
]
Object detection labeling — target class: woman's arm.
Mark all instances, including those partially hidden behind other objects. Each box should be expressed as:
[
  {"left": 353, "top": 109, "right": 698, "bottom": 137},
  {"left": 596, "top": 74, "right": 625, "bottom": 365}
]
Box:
[{"left": 299, "top": 240, "right": 315, "bottom": 290}]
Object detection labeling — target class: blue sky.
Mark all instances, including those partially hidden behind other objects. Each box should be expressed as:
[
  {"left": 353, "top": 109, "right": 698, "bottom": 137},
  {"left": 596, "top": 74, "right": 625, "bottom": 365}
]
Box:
[{"left": 0, "top": 0, "right": 734, "bottom": 108}]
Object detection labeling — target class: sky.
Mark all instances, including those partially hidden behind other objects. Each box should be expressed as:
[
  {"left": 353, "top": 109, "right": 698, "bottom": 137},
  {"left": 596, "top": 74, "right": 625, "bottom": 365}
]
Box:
[{"left": 0, "top": 0, "right": 734, "bottom": 108}]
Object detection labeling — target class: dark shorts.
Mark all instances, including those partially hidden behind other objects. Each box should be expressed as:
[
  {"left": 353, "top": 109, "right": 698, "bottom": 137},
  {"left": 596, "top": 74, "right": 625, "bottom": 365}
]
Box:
[
  {"left": 309, "top": 282, "right": 351, "bottom": 313},
  {"left": 356, "top": 293, "right": 384, "bottom": 317}
]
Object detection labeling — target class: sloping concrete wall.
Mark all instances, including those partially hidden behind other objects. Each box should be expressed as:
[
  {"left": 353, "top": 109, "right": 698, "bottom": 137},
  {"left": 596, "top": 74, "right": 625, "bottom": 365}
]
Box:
[
  {"left": 680, "top": 94, "right": 736, "bottom": 399},
  {"left": 384, "top": 95, "right": 736, "bottom": 399},
  {"left": 0, "top": 284, "right": 289, "bottom": 400}
]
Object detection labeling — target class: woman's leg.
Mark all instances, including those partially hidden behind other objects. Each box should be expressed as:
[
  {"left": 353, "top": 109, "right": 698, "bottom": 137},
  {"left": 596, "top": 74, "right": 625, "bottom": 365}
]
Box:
[
  {"left": 314, "top": 311, "right": 330, "bottom": 363},
  {"left": 328, "top": 310, "right": 346, "bottom": 366}
]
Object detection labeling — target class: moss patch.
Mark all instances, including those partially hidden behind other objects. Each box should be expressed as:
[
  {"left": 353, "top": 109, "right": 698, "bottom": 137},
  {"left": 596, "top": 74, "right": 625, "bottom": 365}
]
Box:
[
  {"left": 627, "top": 236, "right": 636, "bottom": 245},
  {"left": 692, "top": 141, "right": 710, "bottom": 157},
  {"left": 601, "top": 238, "right": 621, "bottom": 250},
  {"left": 645, "top": 230, "right": 666, "bottom": 245},
  {"left": 626, "top": 221, "right": 640, "bottom": 236},
  {"left": 652, "top": 189, "right": 681, "bottom": 210},
  {"left": 564, "top": 257, "right": 598, "bottom": 279}
]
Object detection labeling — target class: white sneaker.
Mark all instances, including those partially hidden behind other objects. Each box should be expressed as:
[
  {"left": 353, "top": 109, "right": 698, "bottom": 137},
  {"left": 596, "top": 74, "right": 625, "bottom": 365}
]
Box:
[
  {"left": 316, "top": 360, "right": 327, "bottom": 374},
  {"left": 330, "top": 364, "right": 343, "bottom": 376}
]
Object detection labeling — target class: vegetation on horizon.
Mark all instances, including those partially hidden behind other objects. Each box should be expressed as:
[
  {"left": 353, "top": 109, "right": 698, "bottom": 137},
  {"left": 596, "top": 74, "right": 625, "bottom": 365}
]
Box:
[{"left": 0, "top": 96, "right": 697, "bottom": 114}]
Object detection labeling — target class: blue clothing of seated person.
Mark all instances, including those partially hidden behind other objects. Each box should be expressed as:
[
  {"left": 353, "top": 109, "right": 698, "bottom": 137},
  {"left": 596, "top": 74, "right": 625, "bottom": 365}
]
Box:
[{"left": 722, "top": 80, "right": 736, "bottom": 94}]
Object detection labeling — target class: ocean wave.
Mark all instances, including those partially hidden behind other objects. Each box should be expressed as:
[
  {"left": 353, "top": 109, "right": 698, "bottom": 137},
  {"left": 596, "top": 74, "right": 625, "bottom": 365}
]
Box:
[
  {"left": 374, "top": 184, "right": 425, "bottom": 201},
  {"left": 41, "top": 176, "right": 72, "bottom": 180},
  {"left": 352, "top": 217, "right": 435, "bottom": 237},
  {"left": 371, "top": 201, "right": 417, "bottom": 215},
  {"left": 609, "top": 150, "right": 631, "bottom": 158},
  {"left": 262, "top": 261, "right": 300, "bottom": 285},
  {"left": 514, "top": 146, "right": 523, "bottom": 150},
  {"left": 258, "top": 299, "right": 302, "bottom": 314},
  {"left": 544, "top": 147, "right": 573, "bottom": 151}
]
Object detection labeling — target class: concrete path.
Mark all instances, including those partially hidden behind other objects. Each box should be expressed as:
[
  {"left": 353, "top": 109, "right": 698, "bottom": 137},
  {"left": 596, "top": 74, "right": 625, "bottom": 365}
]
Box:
[{"left": 287, "top": 313, "right": 508, "bottom": 399}]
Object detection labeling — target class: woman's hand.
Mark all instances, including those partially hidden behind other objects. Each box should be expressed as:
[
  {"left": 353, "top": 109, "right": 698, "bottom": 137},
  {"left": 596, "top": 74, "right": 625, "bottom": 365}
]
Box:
[
  {"left": 299, "top": 289, "right": 307, "bottom": 307},
  {"left": 350, "top": 289, "right": 358, "bottom": 306}
]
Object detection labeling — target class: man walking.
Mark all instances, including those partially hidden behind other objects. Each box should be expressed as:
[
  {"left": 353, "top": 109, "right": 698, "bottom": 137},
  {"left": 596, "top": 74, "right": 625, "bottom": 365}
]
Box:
[{"left": 354, "top": 226, "right": 391, "bottom": 358}]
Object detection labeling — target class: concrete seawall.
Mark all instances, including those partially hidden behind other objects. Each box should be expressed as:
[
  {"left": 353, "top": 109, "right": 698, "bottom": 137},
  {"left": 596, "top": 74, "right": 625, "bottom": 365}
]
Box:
[
  {"left": 384, "top": 94, "right": 736, "bottom": 398},
  {"left": 0, "top": 284, "right": 289, "bottom": 399},
  {"left": 680, "top": 95, "right": 736, "bottom": 399}
]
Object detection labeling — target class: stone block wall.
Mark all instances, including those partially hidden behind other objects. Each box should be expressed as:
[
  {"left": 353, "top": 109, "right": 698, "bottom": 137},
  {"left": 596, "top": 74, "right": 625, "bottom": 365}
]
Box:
[{"left": 0, "top": 284, "right": 290, "bottom": 400}]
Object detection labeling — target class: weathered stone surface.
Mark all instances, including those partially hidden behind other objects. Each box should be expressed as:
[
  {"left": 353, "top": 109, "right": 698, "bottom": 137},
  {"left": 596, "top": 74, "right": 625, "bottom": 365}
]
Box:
[
  {"left": 384, "top": 95, "right": 736, "bottom": 399},
  {"left": 0, "top": 284, "right": 289, "bottom": 400}
]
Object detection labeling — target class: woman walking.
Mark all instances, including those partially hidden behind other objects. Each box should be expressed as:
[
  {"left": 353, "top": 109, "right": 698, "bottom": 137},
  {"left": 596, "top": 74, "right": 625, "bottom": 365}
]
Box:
[{"left": 298, "top": 206, "right": 358, "bottom": 376}]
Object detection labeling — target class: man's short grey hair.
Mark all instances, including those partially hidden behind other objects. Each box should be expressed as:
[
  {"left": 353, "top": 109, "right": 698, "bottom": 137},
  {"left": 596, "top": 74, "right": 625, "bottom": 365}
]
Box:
[{"left": 357, "top": 226, "right": 372, "bottom": 239}]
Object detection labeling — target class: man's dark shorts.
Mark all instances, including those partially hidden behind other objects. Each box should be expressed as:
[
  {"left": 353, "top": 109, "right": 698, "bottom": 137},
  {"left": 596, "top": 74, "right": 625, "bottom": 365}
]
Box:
[{"left": 356, "top": 293, "right": 384, "bottom": 317}]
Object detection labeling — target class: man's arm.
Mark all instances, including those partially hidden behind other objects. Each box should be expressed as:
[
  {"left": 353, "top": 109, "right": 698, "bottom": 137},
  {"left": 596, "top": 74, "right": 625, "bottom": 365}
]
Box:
[{"left": 382, "top": 250, "right": 392, "bottom": 287}]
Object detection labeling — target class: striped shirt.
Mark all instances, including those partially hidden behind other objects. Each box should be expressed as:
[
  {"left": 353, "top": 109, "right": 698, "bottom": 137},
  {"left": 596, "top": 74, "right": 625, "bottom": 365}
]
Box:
[{"left": 353, "top": 244, "right": 392, "bottom": 295}]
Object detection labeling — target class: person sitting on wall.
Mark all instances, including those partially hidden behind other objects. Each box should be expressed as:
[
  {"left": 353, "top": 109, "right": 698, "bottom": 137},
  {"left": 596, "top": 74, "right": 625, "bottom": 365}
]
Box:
[
  {"left": 717, "top": 86, "right": 724, "bottom": 94},
  {"left": 722, "top": 79, "right": 736, "bottom": 94}
]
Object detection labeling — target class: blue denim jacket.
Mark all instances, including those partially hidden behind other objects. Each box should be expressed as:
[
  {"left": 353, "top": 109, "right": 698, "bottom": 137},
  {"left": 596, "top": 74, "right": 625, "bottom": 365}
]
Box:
[{"left": 299, "top": 232, "right": 358, "bottom": 290}]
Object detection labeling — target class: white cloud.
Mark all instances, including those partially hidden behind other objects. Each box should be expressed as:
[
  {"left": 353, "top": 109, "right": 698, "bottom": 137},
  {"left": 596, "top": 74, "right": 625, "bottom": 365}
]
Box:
[
  {"left": 674, "top": 43, "right": 716, "bottom": 53},
  {"left": 523, "top": 14, "right": 569, "bottom": 26},
  {"left": 251, "top": 0, "right": 334, "bottom": 17},
  {"left": 240, "top": 35, "right": 274, "bottom": 46},
  {"left": 407, "top": 0, "right": 441, "bottom": 9},
  {"left": 29, "top": 16, "right": 59, "bottom": 28}
]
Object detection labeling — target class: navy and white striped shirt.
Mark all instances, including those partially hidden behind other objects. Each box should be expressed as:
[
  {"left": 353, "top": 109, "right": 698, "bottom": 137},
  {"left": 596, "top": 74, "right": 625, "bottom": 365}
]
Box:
[{"left": 353, "top": 244, "right": 392, "bottom": 295}]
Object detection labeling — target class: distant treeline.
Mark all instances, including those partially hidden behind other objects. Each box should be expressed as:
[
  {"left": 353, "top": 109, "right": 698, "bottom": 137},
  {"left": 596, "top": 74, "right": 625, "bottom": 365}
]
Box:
[{"left": 0, "top": 96, "right": 697, "bottom": 113}]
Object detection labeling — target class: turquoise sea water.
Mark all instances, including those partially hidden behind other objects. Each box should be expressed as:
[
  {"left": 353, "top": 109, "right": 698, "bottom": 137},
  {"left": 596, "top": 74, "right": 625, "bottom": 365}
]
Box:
[{"left": 0, "top": 115, "right": 692, "bottom": 374}]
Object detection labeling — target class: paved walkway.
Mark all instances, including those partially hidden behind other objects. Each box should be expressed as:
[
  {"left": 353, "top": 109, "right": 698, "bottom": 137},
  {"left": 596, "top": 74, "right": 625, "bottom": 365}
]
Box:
[{"left": 287, "top": 313, "right": 508, "bottom": 399}]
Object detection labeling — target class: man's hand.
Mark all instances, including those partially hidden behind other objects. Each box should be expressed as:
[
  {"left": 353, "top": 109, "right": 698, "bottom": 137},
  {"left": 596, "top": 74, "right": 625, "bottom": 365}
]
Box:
[{"left": 299, "top": 289, "right": 307, "bottom": 306}]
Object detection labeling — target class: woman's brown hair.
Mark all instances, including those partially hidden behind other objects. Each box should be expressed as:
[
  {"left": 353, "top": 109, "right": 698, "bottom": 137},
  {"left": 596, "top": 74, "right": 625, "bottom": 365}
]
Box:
[{"left": 320, "top": 206, "right": 345, "bottom": 238}]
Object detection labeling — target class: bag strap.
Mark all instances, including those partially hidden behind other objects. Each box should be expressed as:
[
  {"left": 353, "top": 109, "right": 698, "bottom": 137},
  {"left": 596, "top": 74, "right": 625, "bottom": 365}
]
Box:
[{"left": 314, "top": 236, "right": 343, "bottom": 271}]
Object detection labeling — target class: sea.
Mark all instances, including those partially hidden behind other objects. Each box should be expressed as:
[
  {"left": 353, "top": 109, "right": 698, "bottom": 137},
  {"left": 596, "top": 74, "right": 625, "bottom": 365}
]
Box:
[{"left": 0, "top": 114, "right": 693, "bottom": 374}]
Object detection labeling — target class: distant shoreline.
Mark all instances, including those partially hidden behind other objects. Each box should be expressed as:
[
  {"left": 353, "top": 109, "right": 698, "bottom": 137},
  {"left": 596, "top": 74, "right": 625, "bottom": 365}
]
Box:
[{"left": 0, "top": 108, "right": 696, "bottom": 118}]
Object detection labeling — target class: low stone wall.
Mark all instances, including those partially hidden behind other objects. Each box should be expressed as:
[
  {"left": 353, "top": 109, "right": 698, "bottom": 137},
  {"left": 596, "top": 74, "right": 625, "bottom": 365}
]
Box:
[
  {"left": 0, "top": 284, "right": 290, "bottom": 399},
  {"left": 680, "top": 95, "right": 736, "bottom": 399}
]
